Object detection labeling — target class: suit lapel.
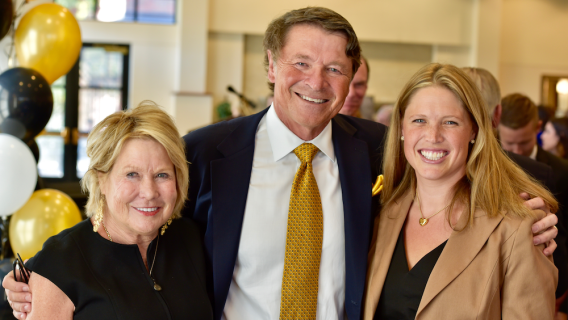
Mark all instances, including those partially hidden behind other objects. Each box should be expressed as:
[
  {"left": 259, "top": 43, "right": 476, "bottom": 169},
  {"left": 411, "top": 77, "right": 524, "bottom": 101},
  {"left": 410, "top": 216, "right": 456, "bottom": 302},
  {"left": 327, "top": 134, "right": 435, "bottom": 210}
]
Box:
[
  {"left": 416, "top": 210, "right": 504, "bottom": 316},
  {"left": 332, "top": 116, "right": 376, "bottom": 318},
  {"left": 363, "top": 191, "right": 412, "bottom": 320},
  {"left": 209, "top": 109, "right": 268, "bottom": 317}
]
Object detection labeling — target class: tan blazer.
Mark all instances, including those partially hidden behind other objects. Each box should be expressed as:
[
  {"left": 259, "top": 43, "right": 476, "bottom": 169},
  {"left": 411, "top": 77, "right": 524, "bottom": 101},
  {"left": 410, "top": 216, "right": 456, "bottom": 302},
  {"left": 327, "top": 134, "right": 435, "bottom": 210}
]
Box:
[{"left": 363, "top": 191, "right": 558, "bottom": 320}]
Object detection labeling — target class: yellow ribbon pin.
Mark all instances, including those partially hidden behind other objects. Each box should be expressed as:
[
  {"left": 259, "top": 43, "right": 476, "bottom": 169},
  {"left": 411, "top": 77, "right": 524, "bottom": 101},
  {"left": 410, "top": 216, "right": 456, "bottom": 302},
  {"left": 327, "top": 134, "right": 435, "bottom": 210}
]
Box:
[{"left": 372, "top": 174, "right": 383, "bottom": 197}]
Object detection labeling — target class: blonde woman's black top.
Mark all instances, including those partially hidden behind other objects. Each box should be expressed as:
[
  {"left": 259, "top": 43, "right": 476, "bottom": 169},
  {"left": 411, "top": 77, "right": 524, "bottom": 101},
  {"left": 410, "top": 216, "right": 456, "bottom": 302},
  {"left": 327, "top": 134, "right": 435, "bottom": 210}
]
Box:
[
  {"left": 26, "top": 218, "right": 213, "bottom": 320},
  {"left": 374, "top": 231, "right": 447, "bottom": 320}
]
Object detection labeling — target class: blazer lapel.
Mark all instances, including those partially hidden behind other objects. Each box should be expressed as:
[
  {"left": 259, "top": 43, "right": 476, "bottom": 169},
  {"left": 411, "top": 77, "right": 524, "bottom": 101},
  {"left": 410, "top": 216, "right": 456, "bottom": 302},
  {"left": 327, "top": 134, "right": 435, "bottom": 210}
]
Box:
[
  {"left": 208, "top": 109, "right": 268, "bottom": 318},
  {"left": 363, "top": 191, "right": 413, "bottom": 320},
  {"left": 416, "top": 210, "right": 504, "bottom": 317},
  {"left": 332, "top": 117, "right": 376, "bottom": 318}
]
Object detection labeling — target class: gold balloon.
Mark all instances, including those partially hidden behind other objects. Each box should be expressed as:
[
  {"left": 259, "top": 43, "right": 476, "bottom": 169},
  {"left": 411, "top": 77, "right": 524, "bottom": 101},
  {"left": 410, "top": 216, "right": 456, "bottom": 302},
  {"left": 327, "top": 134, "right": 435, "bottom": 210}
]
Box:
[
  {"left": 15, "top": 3, "right": 81, "bottom": 84},
  {"left": 10, "top": 189, "right": 83, "bottom": 260}
]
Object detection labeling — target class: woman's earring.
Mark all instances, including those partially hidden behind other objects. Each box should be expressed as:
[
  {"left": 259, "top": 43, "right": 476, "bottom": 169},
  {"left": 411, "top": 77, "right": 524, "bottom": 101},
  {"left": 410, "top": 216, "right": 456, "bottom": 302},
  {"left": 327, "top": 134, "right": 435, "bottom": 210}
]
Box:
[
  {"left": 161, "top": 217, "right": 173, "bottom": 235},
  {"left": 470, "top": 139, "right": 475, "bottom": 144},
  {"left": 93, "top": 196, "right": 105, "bottom": 232},
  {"left": 401, "top": 136, "right": 404, "bottom": 141}
]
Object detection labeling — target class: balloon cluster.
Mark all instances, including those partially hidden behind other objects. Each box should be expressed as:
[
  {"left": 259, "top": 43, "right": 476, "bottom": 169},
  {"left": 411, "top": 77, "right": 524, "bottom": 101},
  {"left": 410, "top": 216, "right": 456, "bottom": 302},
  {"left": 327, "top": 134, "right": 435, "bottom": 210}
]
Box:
[
  {"left": 0, "top": 1, "right": 83, "bottom": 260},
  {"left": 0, "top": 3, "right": 82, "bottom": 145}
]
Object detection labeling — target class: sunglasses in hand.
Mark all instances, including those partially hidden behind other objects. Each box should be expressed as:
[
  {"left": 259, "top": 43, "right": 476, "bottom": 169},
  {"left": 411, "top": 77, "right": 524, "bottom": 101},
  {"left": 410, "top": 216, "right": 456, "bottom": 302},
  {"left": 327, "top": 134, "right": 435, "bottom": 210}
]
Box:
[{"left": 12, "top": 253, "right": 30, "bottom": 284}]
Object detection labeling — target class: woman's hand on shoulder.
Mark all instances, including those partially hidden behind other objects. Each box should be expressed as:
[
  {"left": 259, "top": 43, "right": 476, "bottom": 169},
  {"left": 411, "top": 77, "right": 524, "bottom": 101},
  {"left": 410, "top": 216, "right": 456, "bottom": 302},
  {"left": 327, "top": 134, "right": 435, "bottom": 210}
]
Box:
[{"left": 521, "top": 193, "right": 558, "bottom": 256}]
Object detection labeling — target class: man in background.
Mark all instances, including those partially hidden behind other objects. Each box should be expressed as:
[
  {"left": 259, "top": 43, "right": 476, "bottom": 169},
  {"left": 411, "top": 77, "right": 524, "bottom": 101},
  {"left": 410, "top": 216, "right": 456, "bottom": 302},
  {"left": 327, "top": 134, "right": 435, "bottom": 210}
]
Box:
[
  {"left": 374, "top": 104, "right": 393, "bottom": 126},
  {"left": 339, "top": 56, "right": 369, "bottom": 117}
]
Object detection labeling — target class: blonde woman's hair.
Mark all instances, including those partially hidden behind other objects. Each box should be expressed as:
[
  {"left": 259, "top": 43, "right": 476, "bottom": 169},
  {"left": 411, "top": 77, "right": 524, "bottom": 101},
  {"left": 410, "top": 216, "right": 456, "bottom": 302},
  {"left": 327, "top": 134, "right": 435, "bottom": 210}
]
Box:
[
  {"left": 80, "top": 101, "right": 189, "bottom": 219},
  {"left": 381, "top": 63, "right": 557, "bottom": 226}
]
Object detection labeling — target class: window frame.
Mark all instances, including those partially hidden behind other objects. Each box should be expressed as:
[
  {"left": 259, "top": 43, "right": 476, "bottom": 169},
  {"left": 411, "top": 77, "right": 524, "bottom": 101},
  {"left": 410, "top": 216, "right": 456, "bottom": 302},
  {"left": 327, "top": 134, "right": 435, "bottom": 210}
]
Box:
[{"left": 41, "top": 43, "right": 130, "bottom": 202}]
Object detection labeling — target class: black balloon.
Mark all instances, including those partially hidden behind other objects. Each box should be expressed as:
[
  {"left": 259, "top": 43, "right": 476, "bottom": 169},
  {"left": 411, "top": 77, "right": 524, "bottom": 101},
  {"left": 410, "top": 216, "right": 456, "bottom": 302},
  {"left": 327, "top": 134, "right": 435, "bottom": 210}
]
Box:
[
  {"left": 0, "top": 0, "right": 13, "bottom": 41},
  {"left": 0, "top": 68, "right": 53, "bottom": 142}
]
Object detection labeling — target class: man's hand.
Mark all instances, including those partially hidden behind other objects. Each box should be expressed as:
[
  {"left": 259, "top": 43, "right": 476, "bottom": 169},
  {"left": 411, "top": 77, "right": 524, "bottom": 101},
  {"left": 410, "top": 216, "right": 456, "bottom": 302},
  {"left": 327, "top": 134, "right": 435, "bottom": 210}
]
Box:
[
  {"left": 521, "top": 193, "right": 559, "bottom": 256},
  {"left": 3, "top": 270, "right": 32, "bottom": 319}
]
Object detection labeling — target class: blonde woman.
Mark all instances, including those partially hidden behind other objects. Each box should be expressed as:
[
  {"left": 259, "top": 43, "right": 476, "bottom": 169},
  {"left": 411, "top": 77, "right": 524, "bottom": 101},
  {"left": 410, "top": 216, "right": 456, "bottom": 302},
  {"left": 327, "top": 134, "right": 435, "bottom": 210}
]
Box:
[
  {"left": 6, "top": 103, "right": 212, "bottom": 319},
  {"left": 364, "top": 64, "right": 558, "bottom": 319}
]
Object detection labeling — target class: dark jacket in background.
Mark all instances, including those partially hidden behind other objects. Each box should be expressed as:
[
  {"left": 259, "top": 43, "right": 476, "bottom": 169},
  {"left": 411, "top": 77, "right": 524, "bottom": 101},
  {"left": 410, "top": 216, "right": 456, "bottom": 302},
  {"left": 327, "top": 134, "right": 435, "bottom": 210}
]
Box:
[{"left": 507, "top": 149, "right": 568, "bottom": 299}]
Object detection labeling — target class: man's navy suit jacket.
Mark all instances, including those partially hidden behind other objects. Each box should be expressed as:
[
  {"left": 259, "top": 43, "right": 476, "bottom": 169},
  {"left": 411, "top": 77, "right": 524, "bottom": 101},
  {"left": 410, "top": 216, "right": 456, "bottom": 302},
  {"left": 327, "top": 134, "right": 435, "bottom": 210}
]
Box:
[{"left": 181, "top": 107, "right": 387, "bottom": 320}]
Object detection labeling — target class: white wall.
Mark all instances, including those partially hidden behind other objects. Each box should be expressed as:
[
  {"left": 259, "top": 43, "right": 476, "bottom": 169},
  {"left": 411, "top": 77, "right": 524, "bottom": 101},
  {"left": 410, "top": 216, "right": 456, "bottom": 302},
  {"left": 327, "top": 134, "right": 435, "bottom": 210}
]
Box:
[
  {"left": 209, "top": 0, "right": 475, "bottom": 46},
  {"left": 499, "top": 0, "right": 568, "bottom": 104},
  {"left": 207, "top": 32, "right": 245, "bottom": 119},
  {"left": 78, "top": 21, "right": 178, "bottom": 113}
]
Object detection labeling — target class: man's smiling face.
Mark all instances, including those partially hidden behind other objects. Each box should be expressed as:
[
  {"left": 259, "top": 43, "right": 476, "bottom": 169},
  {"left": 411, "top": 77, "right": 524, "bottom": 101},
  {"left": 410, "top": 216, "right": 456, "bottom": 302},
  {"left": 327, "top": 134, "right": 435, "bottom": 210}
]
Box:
[{"left": 267, "top": 24, "right": 352, "bottom": 140}]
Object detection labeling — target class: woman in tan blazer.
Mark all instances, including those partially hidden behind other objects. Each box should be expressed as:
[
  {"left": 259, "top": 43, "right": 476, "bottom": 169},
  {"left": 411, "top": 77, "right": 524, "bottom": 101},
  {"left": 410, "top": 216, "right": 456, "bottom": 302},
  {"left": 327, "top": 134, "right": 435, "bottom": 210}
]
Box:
[{"left": 364, "top": 63, "right": 558, "bottom": 320}]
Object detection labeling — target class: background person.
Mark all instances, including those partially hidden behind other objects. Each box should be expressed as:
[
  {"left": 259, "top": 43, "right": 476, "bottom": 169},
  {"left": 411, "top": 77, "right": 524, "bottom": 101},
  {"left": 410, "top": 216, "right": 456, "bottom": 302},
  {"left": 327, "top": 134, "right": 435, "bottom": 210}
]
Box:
[
  {"left": 364, "top": 63, "right": 558, "bottom": 320},
  {"left": 498, "top": 96, "right": 568, "bottom": 261},
  {"left": 6, "top": 103, "right": 212, "bottom": 319},
  {"left": 339, "top": 56, "right": 369, "bottom": 117},
  {"left": 542, "top": 117, "right": 568, "bottom": 160},
  {"left": 374, "top": 104, "right": 394, "bottom": 126}
]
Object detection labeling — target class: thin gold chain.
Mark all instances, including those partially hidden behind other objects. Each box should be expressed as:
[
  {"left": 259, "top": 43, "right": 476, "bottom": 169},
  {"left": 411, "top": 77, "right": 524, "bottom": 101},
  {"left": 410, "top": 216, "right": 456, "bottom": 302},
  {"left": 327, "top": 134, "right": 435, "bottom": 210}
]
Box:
[
  {"left": 149, "top": 235, "right": 159, "bottom": 278},
  {"left": 101, "top": 221, "right": 160, "bottom": 284},
  {"left": 416, "top": 193, "right": 450, "bottom": 220}
]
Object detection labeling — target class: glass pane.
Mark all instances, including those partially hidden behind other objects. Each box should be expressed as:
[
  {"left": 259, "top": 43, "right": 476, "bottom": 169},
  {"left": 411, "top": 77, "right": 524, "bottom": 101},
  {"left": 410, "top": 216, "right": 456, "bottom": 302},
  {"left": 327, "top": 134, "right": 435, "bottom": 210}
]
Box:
[
  {"left": 45, "top": 86, "right": 65, "bottom": 132},
  {"left": 77, "top": 137, "right": 89, "bottom": 178},
  {"left": 36, "top": 136, "right": 64, "bottom": 178},
  {"left": 79, "top": 47, "right": 124, "bottom": 88},
  {"left": 78, "top": 89, "right": 121, "bottom": 133},
  {"left": 124, "top": 0, "right": 136, "bottom": 22},
  {"left": 96, "top": 0, "right": 129, "bottom": 22},
  {"left": 99, "top": 0, "right": 135, "bottom": 22},
  {"left": 137, "top": 0, "right": 176, "bottom": 24},
  {"left": 55, "top": 0, "right": 96, "bottom": 20}
]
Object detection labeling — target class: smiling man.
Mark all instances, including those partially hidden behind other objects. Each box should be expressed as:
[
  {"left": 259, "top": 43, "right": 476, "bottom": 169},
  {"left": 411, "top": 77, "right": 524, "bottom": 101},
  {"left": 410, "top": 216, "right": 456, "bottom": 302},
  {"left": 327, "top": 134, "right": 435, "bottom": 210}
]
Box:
[{"left": 182, "top": 8, "right": 387, "bottom": 320}]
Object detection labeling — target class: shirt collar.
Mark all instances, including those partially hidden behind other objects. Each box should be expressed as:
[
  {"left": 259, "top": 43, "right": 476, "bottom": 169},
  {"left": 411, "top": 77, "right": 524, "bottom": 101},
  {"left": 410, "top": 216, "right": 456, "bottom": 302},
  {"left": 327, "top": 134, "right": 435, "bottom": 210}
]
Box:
[
  {"left": 529, "top": 144, "right": 538, "bottom": 160},
  {"left": 266, "top": 104, "right": 335, "bottom": 163}
]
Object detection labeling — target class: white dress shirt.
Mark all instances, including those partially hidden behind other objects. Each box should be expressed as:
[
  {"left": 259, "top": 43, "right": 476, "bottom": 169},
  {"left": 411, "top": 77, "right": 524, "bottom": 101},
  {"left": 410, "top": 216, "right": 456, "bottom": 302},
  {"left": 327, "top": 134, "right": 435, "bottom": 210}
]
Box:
[
  {"left": 529, "top": 144, "right": 538, "bottom": 160},
  {"left": 222, "top": 105, "right": 346, "bottom": 320}
]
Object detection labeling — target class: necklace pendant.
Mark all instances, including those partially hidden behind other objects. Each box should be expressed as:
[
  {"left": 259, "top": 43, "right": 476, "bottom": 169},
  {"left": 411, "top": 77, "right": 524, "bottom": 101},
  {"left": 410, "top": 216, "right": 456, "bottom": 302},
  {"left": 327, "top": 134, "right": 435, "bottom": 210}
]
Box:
[
  {"left": 419, "top": 218, "right": 428, "bottom": 226},
  {"left": 153, "top": 280, "right": 162, "bottom": 291}
]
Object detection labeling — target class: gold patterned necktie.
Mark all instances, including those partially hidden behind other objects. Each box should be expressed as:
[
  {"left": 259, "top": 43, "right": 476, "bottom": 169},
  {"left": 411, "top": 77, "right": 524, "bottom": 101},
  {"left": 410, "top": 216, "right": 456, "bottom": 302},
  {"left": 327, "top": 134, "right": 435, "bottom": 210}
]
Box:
[{"left": 279, "top": 143, "right": 323, "bottom": 320}]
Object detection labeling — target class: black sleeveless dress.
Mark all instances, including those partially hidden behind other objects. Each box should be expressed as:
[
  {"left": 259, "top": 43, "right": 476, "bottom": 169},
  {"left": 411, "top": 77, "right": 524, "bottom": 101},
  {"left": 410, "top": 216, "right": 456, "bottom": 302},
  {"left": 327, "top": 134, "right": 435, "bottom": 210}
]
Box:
[
  {"left": 374, "top": 231, "right": 447, "bottom": 320},
  {"left": 26, "top": 218, "right": 213, "bottom": 320}
]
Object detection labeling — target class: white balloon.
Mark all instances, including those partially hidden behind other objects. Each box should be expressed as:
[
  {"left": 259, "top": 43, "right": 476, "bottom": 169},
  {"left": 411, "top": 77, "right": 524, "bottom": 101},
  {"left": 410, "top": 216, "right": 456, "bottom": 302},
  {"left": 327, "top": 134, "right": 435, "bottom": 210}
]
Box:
[{"left": 0, "top": 134, "right": 37, "bottom": 216}]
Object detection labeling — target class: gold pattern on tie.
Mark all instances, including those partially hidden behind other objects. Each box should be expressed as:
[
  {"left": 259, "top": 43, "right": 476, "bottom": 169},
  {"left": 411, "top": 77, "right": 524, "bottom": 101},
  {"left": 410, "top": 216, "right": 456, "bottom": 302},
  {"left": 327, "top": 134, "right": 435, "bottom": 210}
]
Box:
[{"left": 280, "top": 143, "right": 323, "bottom": 320}]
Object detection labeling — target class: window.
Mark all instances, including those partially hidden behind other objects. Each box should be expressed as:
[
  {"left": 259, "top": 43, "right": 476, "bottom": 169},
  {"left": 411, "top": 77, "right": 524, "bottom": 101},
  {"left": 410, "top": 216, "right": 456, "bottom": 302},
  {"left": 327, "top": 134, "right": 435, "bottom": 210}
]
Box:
[
  {"left": 55, "top": 0, "right": 176, "bottom": 24},
  {"left": 36, "top": 44, "right": 129, "bottom": 196}
]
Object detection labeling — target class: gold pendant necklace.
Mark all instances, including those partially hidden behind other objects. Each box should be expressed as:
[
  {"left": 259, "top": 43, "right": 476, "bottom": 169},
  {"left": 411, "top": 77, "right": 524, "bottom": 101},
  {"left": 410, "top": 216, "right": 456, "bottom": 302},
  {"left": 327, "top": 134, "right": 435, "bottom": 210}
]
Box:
[
  {"left": 102, "top": 223, "right": 162, "bottom": 291},
  {"left": 416, "top": 193, "right": 450, "bottom": 226},
  {"left": 149, "top": 235, "right": 161, "bottom": 291}
]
